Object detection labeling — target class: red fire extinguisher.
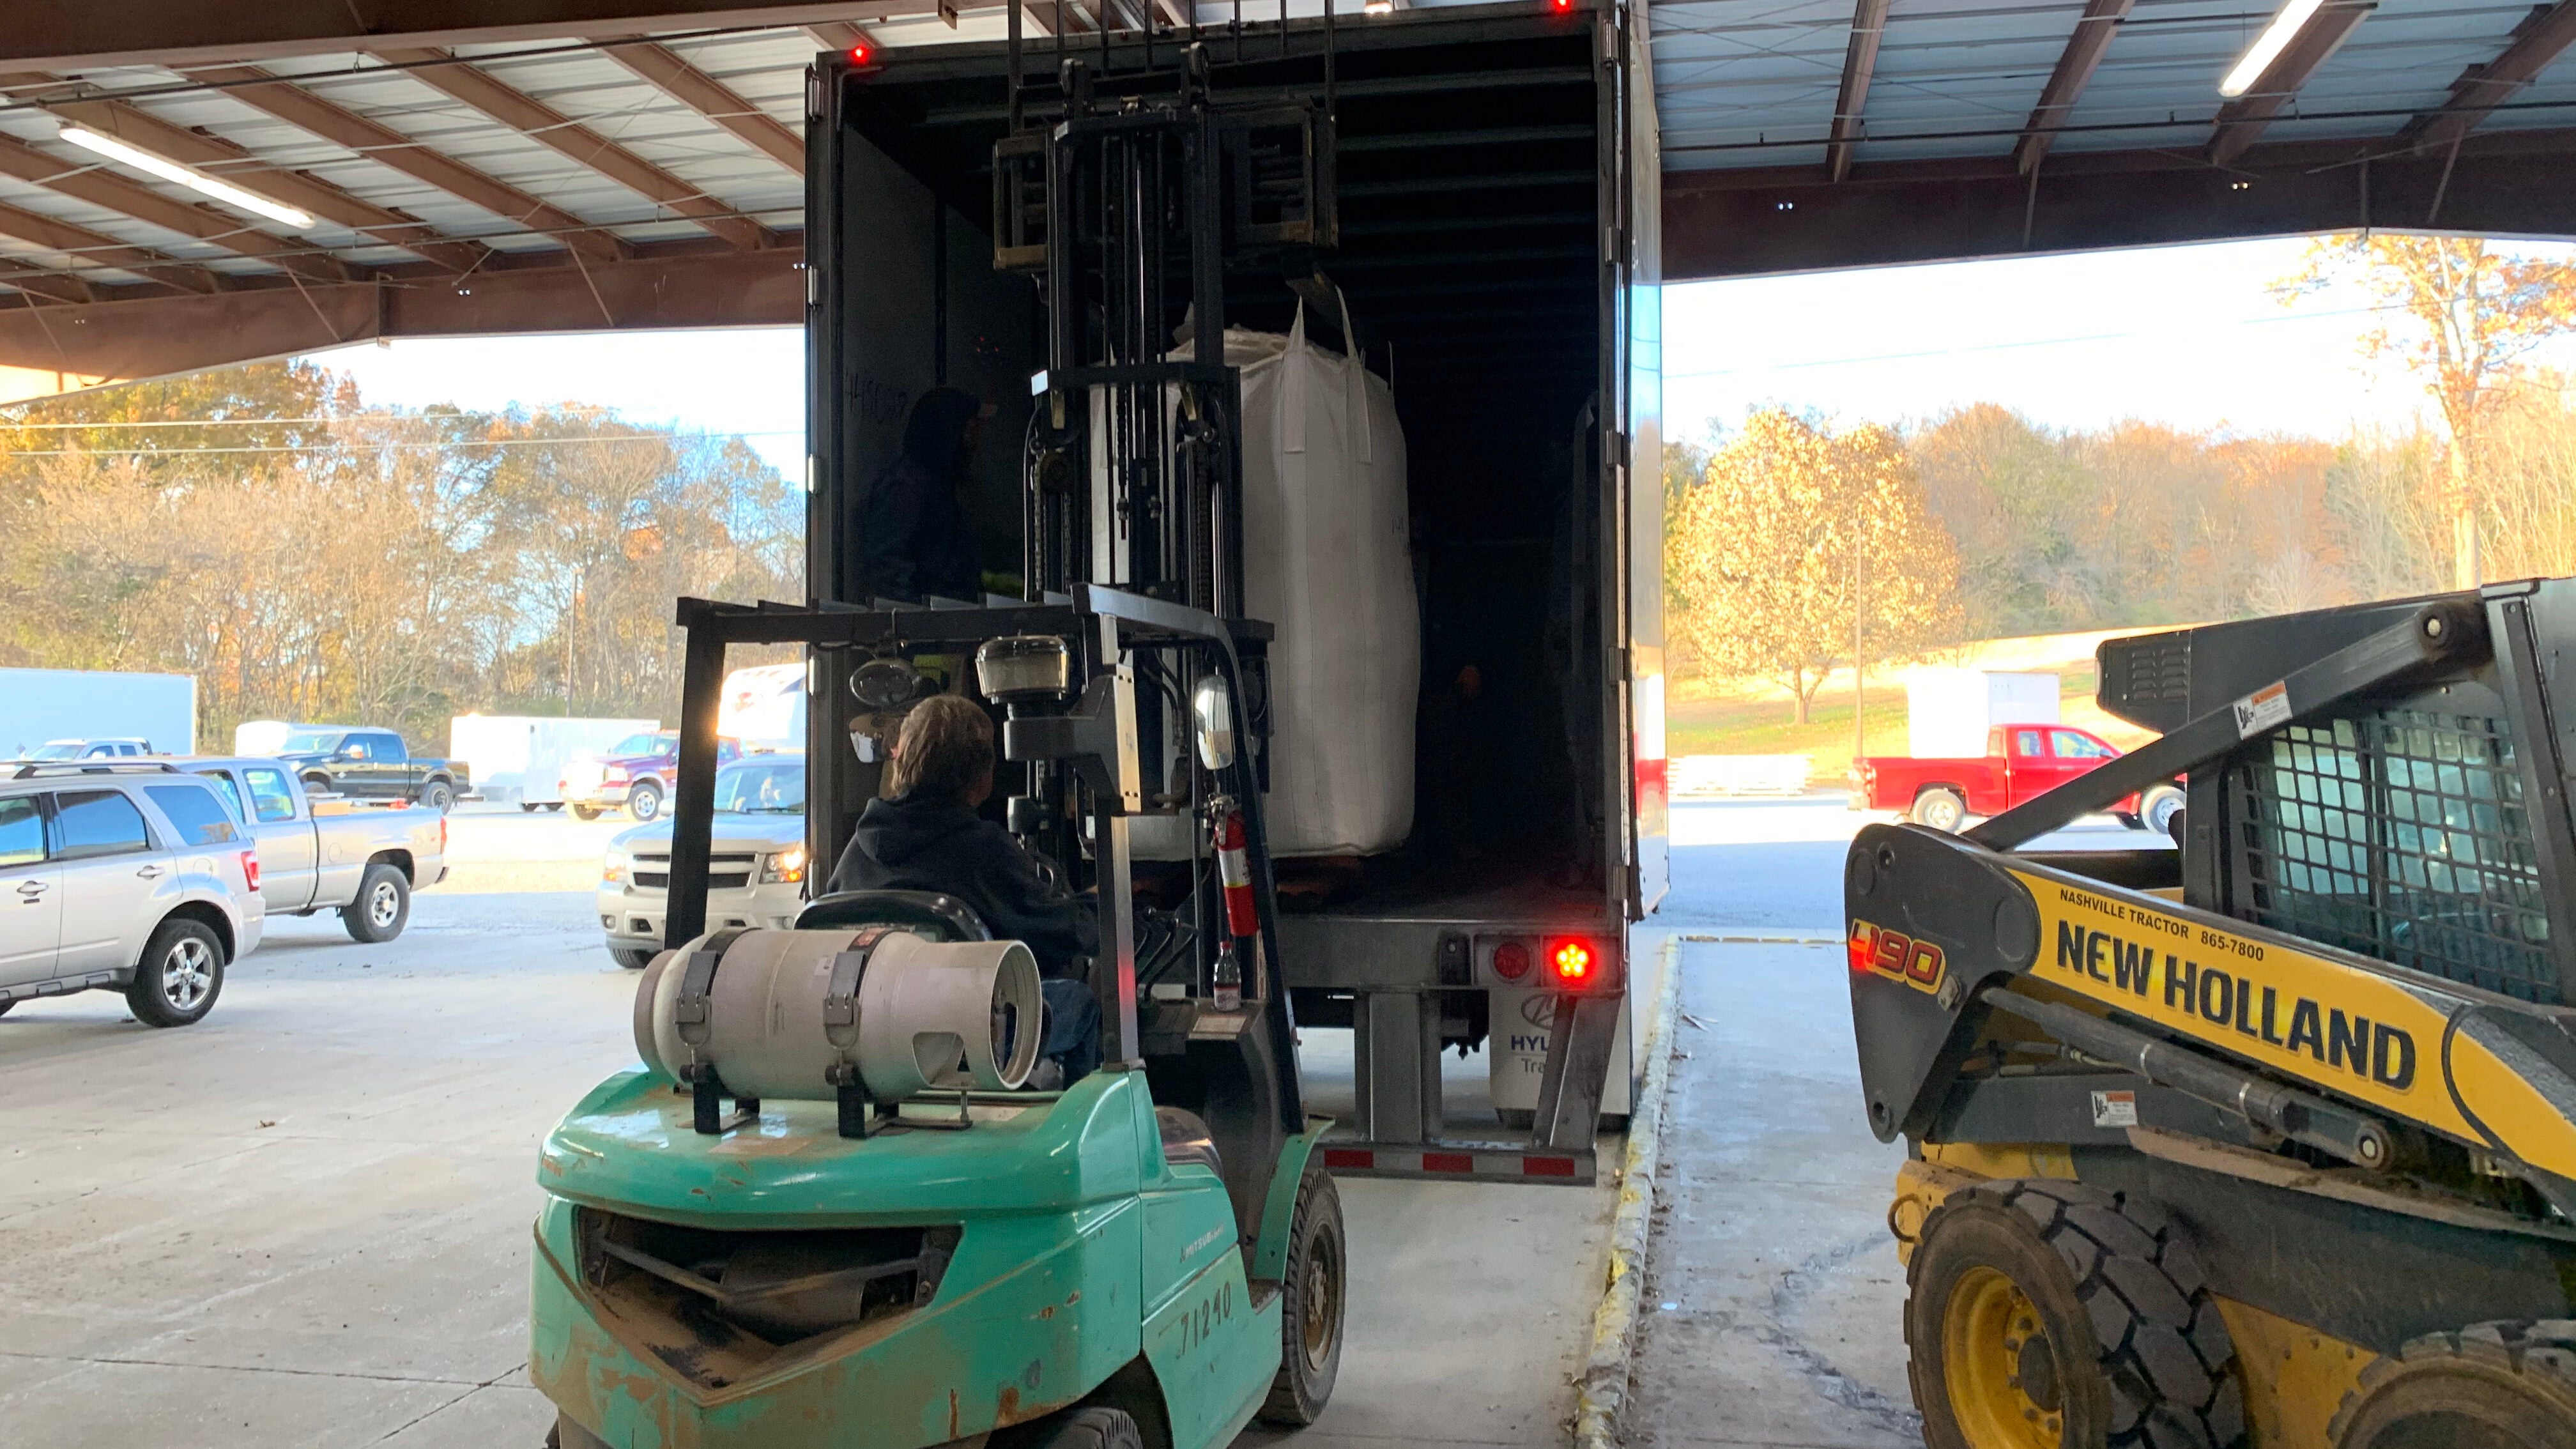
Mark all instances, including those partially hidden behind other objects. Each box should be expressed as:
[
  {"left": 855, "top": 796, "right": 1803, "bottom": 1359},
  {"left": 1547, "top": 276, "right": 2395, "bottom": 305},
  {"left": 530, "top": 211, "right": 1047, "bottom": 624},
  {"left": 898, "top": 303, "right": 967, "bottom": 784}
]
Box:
[{"left": 1213, "top": 802, "right": 1259, "bottom": 939}]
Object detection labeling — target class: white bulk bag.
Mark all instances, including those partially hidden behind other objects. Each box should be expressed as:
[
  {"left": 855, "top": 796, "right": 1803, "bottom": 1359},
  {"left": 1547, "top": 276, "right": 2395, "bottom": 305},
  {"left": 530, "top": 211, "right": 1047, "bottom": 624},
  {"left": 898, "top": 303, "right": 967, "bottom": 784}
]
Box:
[{"left": 1126, "top": 303, "right": 1419, "bottom": 859}]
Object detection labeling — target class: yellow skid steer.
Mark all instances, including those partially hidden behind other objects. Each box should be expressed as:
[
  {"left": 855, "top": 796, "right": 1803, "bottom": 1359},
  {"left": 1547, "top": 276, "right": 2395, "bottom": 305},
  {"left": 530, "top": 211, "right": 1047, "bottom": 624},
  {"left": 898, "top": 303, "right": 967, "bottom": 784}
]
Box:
[{"left": 1848, "top": 583, "right": 2576, "bottom": 1449}]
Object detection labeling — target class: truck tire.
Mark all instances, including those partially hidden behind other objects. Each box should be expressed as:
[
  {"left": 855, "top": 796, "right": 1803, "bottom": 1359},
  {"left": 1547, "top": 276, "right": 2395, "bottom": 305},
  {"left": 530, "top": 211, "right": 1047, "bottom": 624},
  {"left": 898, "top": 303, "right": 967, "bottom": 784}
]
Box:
[
  {"left": 569, "top": 804, "right": 602, "bottom": 822},
  {"left": 2139, "top": 786, "right": 2184, "bottom": 839},
  {"left": 1259, "top": 1158, "right": 1346, "bottom": 1425},
  {"left": 342, "top": 862, "right": 411, "bottom": 943},
  {"left": 2330, "top": 1320, "right": 2576, "bottom": 1448},
  {"left": 1910, "top": 787, "right": 1968, "bottom": 832},
  {"left": 611, "top": 947, "right": 655, "bottom": 970},
  {"left": 418, "top": 779, "right": 454, "bottom": 813},
  {"left": 301, "top": 772, "right": 332, "bottom": 795},
  {"left": 1905, "top": 1177, "right": 2240, "bottom": 1449},
  {"left": 627, "top": 781, "right": 664, "bottom": 822},
  {"left": 125, "top": 917, "right": 226, "bottom": 1028}
]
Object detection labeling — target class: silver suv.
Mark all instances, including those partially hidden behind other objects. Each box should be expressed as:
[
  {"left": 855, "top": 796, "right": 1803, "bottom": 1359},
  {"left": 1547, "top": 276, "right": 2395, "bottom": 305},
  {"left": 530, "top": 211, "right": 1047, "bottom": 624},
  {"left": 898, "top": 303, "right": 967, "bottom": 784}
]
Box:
[{"left": 0, "top": 762, "right": 264, "bottom": 1027}]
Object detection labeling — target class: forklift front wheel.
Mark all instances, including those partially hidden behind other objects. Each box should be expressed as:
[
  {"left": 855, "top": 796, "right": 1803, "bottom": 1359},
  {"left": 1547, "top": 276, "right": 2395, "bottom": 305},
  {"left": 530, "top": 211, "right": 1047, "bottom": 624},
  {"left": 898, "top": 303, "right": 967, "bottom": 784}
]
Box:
[
  {"left": 1905, "top": 1178, "right": 2241, "bottom": 1449},
  {"left": 1259, "top": 1160, "right": 1346, "bottom": 1425}
]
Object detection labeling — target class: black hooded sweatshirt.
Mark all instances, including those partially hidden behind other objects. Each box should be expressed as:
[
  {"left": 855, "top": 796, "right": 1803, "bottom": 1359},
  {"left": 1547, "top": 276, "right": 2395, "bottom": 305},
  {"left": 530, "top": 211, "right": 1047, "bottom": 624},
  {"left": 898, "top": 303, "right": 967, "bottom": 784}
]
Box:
[
  {"left": 825, "top": 790, "right": 1098, "bottom": 979},
  {"left": 857, "top": 387, "right": 985, "bottom": 602}
]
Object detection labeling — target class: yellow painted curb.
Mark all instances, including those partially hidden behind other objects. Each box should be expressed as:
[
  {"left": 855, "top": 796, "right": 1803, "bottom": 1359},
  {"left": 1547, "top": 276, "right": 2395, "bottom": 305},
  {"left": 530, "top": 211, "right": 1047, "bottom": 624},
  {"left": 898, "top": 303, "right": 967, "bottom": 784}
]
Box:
[{"left": 1570, "top": 936, "right": 1685, "bottom": 1449}]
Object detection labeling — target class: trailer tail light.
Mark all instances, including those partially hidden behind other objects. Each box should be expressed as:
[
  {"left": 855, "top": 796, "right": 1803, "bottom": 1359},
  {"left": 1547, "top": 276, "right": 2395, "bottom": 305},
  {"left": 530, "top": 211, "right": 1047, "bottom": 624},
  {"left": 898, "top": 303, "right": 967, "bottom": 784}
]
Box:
[
  {"left": 240, "top": 850, "right": 261, "bottom": 893},
  {"left": 1549, "top": 939, "right": 1595, "bottom": 983},
  {"left": 1492, "top": 942, "right": 1531, "bottom": 981}
]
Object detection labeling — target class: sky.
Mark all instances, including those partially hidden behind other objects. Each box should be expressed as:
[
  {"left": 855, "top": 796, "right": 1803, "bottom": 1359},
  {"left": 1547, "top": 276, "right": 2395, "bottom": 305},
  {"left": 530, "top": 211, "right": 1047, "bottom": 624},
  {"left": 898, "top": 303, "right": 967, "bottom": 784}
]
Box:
[{"left": 298, "top": 234, "right": 2576, "bottom": 466}]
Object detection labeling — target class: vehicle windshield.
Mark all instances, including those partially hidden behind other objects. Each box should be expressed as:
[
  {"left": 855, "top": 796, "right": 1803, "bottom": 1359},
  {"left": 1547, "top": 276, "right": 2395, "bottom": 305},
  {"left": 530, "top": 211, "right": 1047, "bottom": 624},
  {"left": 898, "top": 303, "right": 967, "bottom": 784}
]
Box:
[
  {"left": 714, "top": 762, "right": 805, "bottom": 815},
  {"left": 25, "top": 742, "right": 81, "bottom": 760},
  {"left": 280, "top": 732, "right": 340, "bottom": 753},
  {"left": 610, "top": 733, "right": 679, "bottom": 756}
]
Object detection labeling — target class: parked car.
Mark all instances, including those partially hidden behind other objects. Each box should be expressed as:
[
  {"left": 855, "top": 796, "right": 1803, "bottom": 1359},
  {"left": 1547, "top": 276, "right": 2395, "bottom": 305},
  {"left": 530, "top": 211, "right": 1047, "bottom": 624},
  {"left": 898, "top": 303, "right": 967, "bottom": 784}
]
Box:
[
  {"left": 274, "top": 728, "right": 471, "bottom": 813},
  {"left": 0, "top": 761, "right": 263, "bottom": 1027},
  {"left": 1847, "top": 723, "right": 2182, "bottom": 834},
  {"left": 597, "top": 755, "right": 805, "bottom": 969},
  {"left": 21, "top": 738, "right": 157, "bottom": 760},
  {"left": 558, "top": 730, "right": 741, "bottom": 822},
  {"left": 180, "top": 758, "right": 448, "bottom": 943}
]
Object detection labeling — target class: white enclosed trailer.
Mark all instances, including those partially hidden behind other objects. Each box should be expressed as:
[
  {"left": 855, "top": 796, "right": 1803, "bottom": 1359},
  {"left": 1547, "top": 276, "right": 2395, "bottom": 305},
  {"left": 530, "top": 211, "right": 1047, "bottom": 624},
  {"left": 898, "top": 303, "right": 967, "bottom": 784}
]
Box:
[{"left": 448, "top": 716, "right": 661, "bottom": 806}]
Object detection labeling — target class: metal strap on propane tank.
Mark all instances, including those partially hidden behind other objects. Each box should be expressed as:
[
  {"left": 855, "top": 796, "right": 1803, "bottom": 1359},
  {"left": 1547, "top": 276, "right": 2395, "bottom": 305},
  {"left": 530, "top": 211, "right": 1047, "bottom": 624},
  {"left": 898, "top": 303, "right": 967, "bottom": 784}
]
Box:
[
  {"left": 675, "top": 926, "right": 753, "bottom": 1134},
  {"left": 824, "top": 924, "right": 903, "bottom": 1140}
]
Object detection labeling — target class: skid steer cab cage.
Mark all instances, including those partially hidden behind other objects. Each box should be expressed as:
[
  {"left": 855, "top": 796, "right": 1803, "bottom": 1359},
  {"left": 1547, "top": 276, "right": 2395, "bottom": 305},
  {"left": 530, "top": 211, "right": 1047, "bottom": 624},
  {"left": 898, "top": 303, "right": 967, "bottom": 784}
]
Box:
[{"left": 1849, "top": 581, "right": 2576, "bottom": 1223}]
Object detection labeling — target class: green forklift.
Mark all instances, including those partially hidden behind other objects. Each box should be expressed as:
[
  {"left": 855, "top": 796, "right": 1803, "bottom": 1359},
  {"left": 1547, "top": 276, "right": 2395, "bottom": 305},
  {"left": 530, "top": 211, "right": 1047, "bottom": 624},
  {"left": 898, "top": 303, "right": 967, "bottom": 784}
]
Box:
[{"left": 528, "top": 22, "right": 1360, "bottom": 1449}]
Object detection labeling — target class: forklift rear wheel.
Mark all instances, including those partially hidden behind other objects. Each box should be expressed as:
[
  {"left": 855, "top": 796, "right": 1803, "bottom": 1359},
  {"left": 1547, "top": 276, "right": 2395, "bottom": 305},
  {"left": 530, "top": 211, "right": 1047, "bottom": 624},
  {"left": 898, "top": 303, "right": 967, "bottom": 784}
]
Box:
[
  {"left": 1905, "top": 1177, "right": 2240, "bottom": 1449},
  {"left": 1259, "top": 1158, "right": 1346, "bottom": 1425},
  {"left": 1910, "top": 788, "right": 1968, "bottom": 832},
  {"left": 2329, "top": 1320, "right": 2576, "bottom": 1448}
]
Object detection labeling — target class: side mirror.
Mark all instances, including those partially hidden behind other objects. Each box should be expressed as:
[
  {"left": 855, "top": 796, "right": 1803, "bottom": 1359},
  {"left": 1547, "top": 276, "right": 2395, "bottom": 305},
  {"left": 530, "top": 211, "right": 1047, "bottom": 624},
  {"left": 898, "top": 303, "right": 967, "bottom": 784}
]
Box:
[{"left": 1192, "top": 675, "right": 1237, "bottom": 772}]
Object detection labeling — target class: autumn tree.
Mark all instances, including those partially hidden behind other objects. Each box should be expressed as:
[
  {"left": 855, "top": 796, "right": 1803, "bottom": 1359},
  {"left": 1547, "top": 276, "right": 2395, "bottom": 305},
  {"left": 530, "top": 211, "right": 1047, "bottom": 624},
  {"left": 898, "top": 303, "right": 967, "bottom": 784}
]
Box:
[
  {"left": 1668, "top": 409, "right": 1961, "bottom": 723},
  {"left": 2280, "top": 235, "right": 2576, "bottom": 587}
]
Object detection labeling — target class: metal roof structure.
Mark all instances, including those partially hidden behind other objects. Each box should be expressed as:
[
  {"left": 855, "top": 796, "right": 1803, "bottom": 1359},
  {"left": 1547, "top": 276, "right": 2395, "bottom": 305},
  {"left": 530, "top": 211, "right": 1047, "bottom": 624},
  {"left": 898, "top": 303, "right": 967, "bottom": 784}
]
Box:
[{"left": 0, "top": 0, "right": 2568, "bottom": 400}]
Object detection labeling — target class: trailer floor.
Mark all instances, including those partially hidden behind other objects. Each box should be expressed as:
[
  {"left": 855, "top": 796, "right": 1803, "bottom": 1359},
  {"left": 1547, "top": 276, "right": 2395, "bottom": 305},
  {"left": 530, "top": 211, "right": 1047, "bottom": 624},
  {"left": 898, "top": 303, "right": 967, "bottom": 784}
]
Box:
[{"left": 0, "top": 887, "right": 1618, "bottom": 1449}]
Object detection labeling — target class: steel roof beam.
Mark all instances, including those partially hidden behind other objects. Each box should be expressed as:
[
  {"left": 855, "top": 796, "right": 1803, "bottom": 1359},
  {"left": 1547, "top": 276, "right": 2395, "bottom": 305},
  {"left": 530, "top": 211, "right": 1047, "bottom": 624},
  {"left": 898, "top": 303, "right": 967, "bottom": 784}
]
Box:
[
  {"left": 0, "top": 3, "right": 942, "bottom": 73},
  {"left": 1825, "top": 0, "right": 1893, "bottom": 182},
  {"left": 0, "top": 259, "right": 95, "bottom": 306},
  {"left": 0, "top": 75, "right": 496, "bottom": 275},
  {"left": 599, "top": 40, "right": 803, "bottom": 174},
  {"left": 2206, "top": 0, "right": 2372, "bottom": 166},
  {"left": 369, "top": 46, "right": 774, "bottom": 249},
  {"left": 0, "top": 132, "right": 349, "bottom": 283},
  {"left": 2398, "top": 0, "right": 2576, "bottom": 151},
  {"left": 192, "top": 64, "right": 631, "bottom": 263},
  {"left": 0, "top": 243, "right": 802, "bottom": 406},
  {"left": 2013, "top": 0, "right": 2134, "bottom": 174},
  {"left": 0, "top": 198, "right": 226, "bottom": 295}
]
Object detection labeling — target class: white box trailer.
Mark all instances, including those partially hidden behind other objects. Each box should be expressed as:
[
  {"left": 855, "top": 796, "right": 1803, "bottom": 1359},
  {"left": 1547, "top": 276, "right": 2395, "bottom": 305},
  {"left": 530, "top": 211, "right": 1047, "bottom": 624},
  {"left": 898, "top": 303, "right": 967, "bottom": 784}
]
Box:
[
  {"left": 449, "top": 716, "right": 660, "bottom": 806},
  {"left": 1906, "top": 670, "right": 2061, "bottom": 758},
  {"left": 0, "top": 668, "right": 194, "bottom": 758}
]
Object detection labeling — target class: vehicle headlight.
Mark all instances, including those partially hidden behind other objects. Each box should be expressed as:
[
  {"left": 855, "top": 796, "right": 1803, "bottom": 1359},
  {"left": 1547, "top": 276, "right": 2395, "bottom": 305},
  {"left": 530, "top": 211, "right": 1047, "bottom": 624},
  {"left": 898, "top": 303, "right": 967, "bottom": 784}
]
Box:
[
  {"left": 761, "top": 845, "right": 808, "bottom": 885},
  {"left": 601, "top": 767, "right": 630, "bottom": 785},
  {"left": 603, "top": 847, "right": 629, "bottom": 885}
]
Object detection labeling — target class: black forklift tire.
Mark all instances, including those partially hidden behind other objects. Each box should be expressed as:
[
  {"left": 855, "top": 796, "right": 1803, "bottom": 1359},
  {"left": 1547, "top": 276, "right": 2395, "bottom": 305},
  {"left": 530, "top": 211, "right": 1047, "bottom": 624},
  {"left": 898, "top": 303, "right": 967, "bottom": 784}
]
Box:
[
  {"left": 1025, "top": 1406, "right": 1144, "bottom": 1449},
  {"left": 342, "top": 862, "right": 410, "bottom": 943},
  {"left": 1905, "top": 1177, "right": 2241, "bottom": 1449},
  {"left": 2329, "top": 1320, "right": 2576, "bottom": 1449},
  {"left": 125, "top": 917, "right": 226, "bottom": 1028},
  {"left": 1259, "top": 1158, "right": 1347, "bottom": 1425}
]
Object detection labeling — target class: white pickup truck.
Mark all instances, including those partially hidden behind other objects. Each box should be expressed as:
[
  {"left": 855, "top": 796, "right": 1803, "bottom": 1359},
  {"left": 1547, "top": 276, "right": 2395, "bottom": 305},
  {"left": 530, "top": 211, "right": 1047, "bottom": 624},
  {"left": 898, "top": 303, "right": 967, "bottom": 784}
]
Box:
[{"left": 179, "top": 757, "right": 448, "bottom": 942}]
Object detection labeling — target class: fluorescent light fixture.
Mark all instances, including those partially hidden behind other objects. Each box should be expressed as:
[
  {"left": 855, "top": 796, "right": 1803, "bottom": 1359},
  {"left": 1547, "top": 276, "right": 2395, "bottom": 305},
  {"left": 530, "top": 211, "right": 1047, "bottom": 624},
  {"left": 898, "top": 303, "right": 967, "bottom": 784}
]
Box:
[
  {"left": 2218, "top": 0, "right": 2326, "bottom": 98},
  {"left": 56, "top": 125, "right": 315, "bottom": 229}
]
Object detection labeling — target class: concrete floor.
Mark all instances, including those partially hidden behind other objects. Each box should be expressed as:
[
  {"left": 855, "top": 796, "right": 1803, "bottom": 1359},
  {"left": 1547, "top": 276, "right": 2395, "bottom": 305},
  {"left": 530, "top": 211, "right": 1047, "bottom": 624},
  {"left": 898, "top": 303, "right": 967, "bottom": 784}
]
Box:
[{"left": 0, "top": 884, "right": 1619, "bottom": 1449}]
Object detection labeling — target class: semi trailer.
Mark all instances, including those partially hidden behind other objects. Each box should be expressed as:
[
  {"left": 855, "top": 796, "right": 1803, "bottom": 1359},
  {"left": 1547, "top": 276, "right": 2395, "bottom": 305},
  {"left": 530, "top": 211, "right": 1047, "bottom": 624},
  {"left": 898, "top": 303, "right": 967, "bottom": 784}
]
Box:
[{"left": 801, "top": 0, "right": 1667, "bottom": 1181}]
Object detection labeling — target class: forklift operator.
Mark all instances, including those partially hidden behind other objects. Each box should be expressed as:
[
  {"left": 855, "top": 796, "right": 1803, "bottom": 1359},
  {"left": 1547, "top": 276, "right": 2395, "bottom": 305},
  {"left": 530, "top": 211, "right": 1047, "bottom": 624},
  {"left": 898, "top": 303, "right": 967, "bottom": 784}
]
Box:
[{"left": 825, "top": 694, "right": 1102, "bottom": 1086}]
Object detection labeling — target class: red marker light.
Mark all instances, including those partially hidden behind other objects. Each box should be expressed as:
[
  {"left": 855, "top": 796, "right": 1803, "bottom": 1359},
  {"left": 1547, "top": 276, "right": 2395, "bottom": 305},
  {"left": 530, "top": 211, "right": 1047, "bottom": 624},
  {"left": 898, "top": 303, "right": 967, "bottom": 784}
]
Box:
[
  {"left": 850, "top": 43, "right": 873, "bottom": 64},
  {"left": 1550, "top": 939, "right": 1594, "bottom": 983},
  {"left": 1552, "top": 0, "right": 1572, "bottom": 12},
  {"left": 1494, "top": 941, "right": 1532, "bottom": 981}
]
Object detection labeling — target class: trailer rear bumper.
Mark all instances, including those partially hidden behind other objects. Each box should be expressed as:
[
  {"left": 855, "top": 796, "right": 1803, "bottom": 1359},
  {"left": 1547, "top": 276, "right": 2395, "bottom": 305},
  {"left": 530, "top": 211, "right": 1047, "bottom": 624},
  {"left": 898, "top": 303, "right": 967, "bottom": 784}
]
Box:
[{"left": 1318, "top": 1141, "right": 1597, "bottom": 1185}]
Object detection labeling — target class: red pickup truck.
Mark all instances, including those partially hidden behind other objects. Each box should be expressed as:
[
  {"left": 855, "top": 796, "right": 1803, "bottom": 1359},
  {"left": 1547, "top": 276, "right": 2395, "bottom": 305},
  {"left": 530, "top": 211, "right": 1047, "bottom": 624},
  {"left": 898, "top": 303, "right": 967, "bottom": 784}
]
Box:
[{"left": 1848, "top": 724, "right": 2182, "bottom": 835}]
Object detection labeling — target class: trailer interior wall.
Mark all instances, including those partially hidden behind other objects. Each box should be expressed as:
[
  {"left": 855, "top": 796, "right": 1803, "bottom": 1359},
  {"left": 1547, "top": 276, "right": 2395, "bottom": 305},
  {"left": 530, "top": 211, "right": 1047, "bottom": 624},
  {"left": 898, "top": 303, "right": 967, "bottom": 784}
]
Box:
[{"left": 808, "top": 5, "right": 1634, "bottom": 982}]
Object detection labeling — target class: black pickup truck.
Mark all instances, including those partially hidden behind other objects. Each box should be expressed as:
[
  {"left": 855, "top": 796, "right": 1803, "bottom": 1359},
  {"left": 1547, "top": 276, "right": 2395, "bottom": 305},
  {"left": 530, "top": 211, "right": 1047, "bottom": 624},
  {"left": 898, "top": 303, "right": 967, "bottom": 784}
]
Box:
[{"left": 274, "top": 728, "right": 471, "bottom": 813}]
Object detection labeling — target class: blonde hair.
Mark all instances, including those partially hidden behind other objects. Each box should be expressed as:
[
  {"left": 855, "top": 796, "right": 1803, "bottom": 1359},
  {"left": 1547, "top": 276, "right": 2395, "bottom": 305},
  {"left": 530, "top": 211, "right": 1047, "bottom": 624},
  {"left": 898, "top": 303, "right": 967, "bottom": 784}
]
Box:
[{"left": 889, "top": 694, "right": 995, "bottom": 801}]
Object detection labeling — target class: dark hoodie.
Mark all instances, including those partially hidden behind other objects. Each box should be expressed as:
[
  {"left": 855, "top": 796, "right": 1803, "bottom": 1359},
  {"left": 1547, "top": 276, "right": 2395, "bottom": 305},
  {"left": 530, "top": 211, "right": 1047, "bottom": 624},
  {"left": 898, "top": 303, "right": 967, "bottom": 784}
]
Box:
[
  {"left": 825, "top": 790, "right": 1098, "bottom": 978},
  {"left": 857, "top": 387, "right": 985, "bottom": 602}
]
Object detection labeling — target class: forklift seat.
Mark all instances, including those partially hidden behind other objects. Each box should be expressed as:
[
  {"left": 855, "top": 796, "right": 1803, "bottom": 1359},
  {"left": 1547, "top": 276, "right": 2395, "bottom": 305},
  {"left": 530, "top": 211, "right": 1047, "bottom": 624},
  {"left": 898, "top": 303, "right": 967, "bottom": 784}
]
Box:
[
  {"left": 1156, "top": 1107, "right": 1223, "bottom": 1177},
  {"left": 796, "top": 890, "right": 993, "bottom": 942}
]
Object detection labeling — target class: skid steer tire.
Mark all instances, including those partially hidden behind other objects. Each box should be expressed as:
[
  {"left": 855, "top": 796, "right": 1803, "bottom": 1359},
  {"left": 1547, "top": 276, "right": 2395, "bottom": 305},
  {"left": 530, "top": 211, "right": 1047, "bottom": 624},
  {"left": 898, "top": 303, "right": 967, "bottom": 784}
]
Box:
[
  {"left": 1259, "top": 1159, "right": 1347, "bottom": 1425},
  {"left": 2329, "top": 1320, "right": 2576, "bottom": 1449},
  {"left": 1905, "top": 1176, "right": 2241, "bottom": 1449}
]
